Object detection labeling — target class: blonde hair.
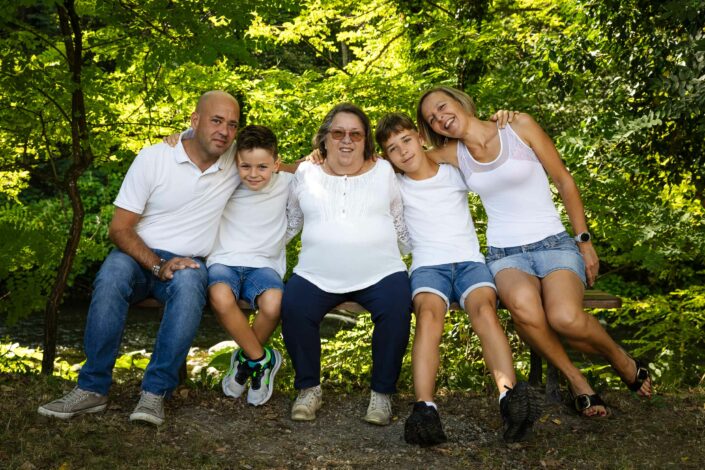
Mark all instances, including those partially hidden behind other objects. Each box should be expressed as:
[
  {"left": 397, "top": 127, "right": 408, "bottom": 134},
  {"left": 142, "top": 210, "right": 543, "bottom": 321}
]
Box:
[{"left": 416, "top": 86, "right": 476, "bottom": 148}]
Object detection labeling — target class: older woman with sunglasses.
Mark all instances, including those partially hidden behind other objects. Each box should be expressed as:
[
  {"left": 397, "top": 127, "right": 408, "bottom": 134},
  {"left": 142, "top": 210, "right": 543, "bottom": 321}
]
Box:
[{"left": 282, "top": 103, "right": 412, "bottom": 425}]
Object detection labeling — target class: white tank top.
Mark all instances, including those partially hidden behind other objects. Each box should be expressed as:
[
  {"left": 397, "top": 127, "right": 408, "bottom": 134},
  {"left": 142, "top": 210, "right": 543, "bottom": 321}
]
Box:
[
  {"left": 397, "top": 164, "right": 485, "bottom": 272},
  {"left": 457, "top": 124, "right": 565, "bottom": 248}
]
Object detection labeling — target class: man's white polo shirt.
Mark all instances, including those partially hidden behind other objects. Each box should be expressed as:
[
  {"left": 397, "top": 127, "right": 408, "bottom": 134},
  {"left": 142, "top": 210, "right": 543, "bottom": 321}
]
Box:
[{"left": 114, "top": 141, "right": 239, "bottom": 257}]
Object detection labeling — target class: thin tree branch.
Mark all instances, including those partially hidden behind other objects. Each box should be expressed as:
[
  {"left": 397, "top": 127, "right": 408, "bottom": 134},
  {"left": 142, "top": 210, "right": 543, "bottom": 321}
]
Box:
[
  {"left": 117, "top": 0, "right": 179, "bottom": 40},
  {"left": 301, "top": 37, "right": 351, "bottom": 76},
  {"left": 362, "top": 30, "right": 405, "bottom": 74},
  {"left": 9, "top": 20, "right": 68, "bottom": 62}
]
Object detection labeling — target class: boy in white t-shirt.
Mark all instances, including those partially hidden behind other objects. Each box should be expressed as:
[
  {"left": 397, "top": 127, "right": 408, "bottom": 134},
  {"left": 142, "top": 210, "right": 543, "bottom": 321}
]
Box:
[
  {"left": 375, "top": 113, "right": 541, "bottom": 445},
  {"left": 207, "top": 125, "right": 295, "bottom": 406}
]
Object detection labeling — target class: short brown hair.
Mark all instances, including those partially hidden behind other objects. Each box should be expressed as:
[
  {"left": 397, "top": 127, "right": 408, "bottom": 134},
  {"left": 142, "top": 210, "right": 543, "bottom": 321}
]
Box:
[
  {"left": 312, "top": 103, "right": 375, "bottom": 160},
  {"left": 375, "top": 113, "right": 417, "bottom": 153},
  {"left": 235, "top": 125, "right": 278, "bottom": 160},
  {"left": 416, "top": 86, "right": 477, "bottom": 148}
]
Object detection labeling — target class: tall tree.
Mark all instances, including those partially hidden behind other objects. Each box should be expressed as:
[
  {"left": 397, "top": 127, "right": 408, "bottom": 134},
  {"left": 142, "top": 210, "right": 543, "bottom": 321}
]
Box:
[{"left": 0, "top": 0, "right": 263, "bottom": 372}]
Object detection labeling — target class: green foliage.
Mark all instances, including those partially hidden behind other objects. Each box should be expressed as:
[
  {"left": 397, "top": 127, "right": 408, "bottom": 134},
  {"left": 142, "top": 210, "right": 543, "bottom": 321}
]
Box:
[
  {"left": 0, "top": 0, "right": 703, "bottom": 388},
  {"left": 608, "top": 285, "right": 705, "bottom": 389},
  {"left": 0, "top": 342, "right": 76, "bottom": 378}
]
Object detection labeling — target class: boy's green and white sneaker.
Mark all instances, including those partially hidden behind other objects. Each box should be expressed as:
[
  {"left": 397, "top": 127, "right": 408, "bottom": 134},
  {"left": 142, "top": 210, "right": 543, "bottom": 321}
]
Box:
[
  {"left": 129, "top": 391, "right": 165, "bottom": 426},
  {"left": 222, "top": 348, "right": 251, "bottom": 399},
  {"left": 247, "top": 347, "right": 282, "bottom": 406},
  {"left": 37, "top": 387, "right": 108, "bottom": 419},
  {"left": 364, "top": 390, "right": 392, "bottom": 426},
  {"left": 291, "top": 385, "right": 323, "bottom": 421}
]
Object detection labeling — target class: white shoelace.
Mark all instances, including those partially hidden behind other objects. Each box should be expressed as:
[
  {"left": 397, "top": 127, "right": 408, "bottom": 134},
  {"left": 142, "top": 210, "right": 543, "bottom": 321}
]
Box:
[{"left": 369, "top": 392, "right": 391, "bottom": 413}]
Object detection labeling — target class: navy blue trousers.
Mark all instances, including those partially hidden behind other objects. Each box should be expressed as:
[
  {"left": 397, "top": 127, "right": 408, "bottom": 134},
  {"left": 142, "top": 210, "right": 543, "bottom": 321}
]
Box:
[{"left": 282, "top": 272, "right": 412, "bottom": 393}]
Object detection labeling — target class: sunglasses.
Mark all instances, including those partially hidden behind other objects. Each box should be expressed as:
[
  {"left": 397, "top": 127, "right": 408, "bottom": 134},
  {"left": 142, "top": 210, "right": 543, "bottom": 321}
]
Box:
[{"left": 329, "top": 129, "right": 365, "bottom": 142}]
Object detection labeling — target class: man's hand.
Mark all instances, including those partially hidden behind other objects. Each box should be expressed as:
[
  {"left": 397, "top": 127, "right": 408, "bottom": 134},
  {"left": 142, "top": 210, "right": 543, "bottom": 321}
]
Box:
[
  {"left": 489, "top": 110, "right": 520, "bottom": 128},
  {"left": 156, "top": 257, "right": 201, "bottom": 281}
]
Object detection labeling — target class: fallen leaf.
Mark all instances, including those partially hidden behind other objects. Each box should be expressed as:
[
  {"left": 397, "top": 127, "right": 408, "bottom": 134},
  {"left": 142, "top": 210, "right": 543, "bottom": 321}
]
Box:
[{"left": 551, "top": 418, "right": 562, "bottom": 425}]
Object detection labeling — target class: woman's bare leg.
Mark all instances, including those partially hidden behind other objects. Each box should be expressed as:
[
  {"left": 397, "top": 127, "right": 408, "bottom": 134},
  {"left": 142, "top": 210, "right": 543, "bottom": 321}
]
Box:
[
  {"left": 495, "top": 269, "right": 607, "bottom": 416},
  {"left": 541, "top": 271, "right": 652, "bottom": 397}
]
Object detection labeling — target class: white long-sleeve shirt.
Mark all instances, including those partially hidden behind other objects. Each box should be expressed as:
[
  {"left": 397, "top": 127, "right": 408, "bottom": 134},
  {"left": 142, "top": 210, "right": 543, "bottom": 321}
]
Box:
[{"left": 286, "top": 160, "right": 410, "bottom": 293}]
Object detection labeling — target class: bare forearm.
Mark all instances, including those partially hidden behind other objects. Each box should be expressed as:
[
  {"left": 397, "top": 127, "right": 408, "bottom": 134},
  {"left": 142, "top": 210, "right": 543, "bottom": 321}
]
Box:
[
  {"left": 109, "top": 227, "right": 161, "bottom": 270},
  {"left": 556, "top": 178, "right": 589, "bottom": 235}
]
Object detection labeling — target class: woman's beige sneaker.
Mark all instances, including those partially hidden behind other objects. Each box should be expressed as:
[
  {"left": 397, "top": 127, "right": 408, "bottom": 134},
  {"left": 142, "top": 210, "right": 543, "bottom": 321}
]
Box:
[
  {"left": 363, "top": 390, "right": 392, "bottom": 425},
  {"left": 291, "top": 385, "right": 323, "bottom": 421}
]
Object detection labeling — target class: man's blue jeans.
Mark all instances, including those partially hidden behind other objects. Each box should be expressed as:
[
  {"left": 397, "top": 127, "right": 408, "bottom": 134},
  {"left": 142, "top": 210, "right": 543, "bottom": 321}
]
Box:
[{"left": 77, "top": 248, "right": 207, "bottom": 396}]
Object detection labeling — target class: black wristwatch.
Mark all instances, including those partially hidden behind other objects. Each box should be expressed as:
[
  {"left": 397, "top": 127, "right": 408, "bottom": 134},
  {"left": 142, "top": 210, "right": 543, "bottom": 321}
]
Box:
[
  {"left": 574, "top": 232, "right": 591, "bottom": 243},
  {"left": 152, "top": 258, "right": 167, "bottom": 277}
]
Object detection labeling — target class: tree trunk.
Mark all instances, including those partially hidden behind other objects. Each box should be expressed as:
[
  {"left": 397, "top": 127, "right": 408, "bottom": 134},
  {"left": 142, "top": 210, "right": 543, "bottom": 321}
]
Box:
[
  {"left": 41, "top": 0, "right": 93, "bottom": 374},
  {"left": 41, "top": 176, "right": 85, "bottom": 373}
]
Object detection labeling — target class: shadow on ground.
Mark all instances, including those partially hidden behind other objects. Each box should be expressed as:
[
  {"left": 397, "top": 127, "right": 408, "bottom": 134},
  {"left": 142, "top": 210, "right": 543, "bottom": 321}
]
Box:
[{"left": 2, "top": 374, "right": 704, "bottom": 469}]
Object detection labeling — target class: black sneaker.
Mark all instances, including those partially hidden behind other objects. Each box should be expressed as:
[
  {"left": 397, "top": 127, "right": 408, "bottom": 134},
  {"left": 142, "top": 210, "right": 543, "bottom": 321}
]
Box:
[
  {"left": 404, "top": 401, "right": 448, "bottom": 446},
  {"left": 499, "top": 381, "right": 543, "bottom": 443}
]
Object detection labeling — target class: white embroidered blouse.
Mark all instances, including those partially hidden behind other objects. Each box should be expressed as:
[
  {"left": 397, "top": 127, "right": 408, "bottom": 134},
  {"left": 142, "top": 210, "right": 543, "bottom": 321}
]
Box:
[{"left": 286, "top": 159, "right": 410, "bottom": 293}]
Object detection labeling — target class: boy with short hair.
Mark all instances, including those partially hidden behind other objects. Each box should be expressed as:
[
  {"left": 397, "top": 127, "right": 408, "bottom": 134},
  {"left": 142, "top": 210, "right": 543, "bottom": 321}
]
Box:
[
  {"left": 375, "top": 113, "right": 541, "bottom": 445},
  {"left": 206, "top": 124, "right": 295, "bottom": 406}
]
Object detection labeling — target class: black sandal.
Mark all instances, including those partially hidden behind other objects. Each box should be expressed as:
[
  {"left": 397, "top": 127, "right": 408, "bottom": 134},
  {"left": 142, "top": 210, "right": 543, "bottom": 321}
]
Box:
[
  {"left": 572, "top": 393, "right": 609, "bottom": 417},
  {"left": 622, "top": 358, "right": 651, "bottom": 393}
]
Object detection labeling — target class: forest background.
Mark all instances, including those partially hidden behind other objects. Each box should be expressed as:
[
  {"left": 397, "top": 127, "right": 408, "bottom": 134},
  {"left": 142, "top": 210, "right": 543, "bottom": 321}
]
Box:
[{"left": 0, "top": 0, "right": 704, "bottom": 395}]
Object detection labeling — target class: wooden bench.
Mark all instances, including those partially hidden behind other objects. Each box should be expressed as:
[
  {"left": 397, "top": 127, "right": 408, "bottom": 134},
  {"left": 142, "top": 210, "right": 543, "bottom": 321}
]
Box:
[{"left": 135, "top": 289, "right": 621, "bottom": 396}]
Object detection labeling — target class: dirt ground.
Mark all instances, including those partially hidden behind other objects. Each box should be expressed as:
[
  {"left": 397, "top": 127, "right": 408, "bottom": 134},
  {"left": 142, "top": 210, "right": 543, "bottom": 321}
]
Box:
[{"left": 2, "top": 374, "right": 704, "bottom": 469}]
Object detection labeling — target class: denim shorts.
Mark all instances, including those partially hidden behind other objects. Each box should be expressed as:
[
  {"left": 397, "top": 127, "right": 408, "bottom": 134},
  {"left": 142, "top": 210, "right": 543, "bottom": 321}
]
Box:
[
  {"left": 207, "top": 264, "right": 284, "bottom": 310},
  {"left": 485, "top": 231, "right": 586, "bottom": 285},
  {"left": 410, "top": 261, "right": 496, "bottom": 309}
]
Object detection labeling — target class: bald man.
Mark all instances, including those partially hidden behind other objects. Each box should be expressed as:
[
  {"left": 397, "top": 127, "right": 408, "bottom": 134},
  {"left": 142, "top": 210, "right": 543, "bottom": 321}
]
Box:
[{"left": 39, "top": 91, "right": 241, "bottom": 425}]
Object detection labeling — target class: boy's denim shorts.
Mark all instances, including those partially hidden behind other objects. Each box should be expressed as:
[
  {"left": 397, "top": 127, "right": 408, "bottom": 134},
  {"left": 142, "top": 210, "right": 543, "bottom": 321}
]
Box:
[
  {"left": 486, "top": 231, "right": 586, "bottom": 286},
  {"left": 207, "top": 264, "right": 284, "bottom": 310},
  {"left": 410, "top": 261, "right": 496, "bottom": 310}
]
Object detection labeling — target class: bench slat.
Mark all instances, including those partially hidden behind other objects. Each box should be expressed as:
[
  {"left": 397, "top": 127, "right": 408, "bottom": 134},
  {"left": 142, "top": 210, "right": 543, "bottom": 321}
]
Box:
[
  {"left": 327, "top": 289, "right": 621, "bottom": 314},
  {"left": 134, "top": 289, "right": 621, "bottom": 312}
]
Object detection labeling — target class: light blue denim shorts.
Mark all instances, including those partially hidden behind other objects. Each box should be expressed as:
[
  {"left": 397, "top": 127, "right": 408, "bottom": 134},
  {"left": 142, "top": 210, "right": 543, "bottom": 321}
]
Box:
[
  {"left": 485, "top": 231, "right": 586, "bottom": 285},
  {"left": 410, "top": 261, "right": 496, "bottom": 309},
  {"left": 207, "top": 264, "right": 284, "bottom": 310}
]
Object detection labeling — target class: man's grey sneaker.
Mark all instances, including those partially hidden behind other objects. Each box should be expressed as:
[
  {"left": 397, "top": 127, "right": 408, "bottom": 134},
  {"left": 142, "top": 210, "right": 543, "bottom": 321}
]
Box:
[
  {"left": 500, "top": 381, "right": 543, "bottom": 442},
  {"left": 363, "top": 390, "right": 392, "bottom": 426},
  {"left": 37, "top": 387, "right": 108, "bottom": 419},
  {"left": 129, "top": 391, "right": 165, "bottom": 426},
  {"left": 247, "top": 348, "right": 282, "bottom": 406},
  {"left": 222, "top": 348, "right": 251, "bottom": 399},
  {"left": 404, "top": 401, "right": 447, "bottom": 446},
  {"left": 291, "top": 385, "right": 323, "bottom": 421}
]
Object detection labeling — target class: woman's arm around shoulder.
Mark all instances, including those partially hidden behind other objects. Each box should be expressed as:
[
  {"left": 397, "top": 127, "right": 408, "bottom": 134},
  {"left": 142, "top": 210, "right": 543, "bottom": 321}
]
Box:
[
  {"left": 425, "top": 140, "right": 460, "bottom": 167},
  {"left": 511, "top": 113, "right": 599, "bottom": 286}
]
